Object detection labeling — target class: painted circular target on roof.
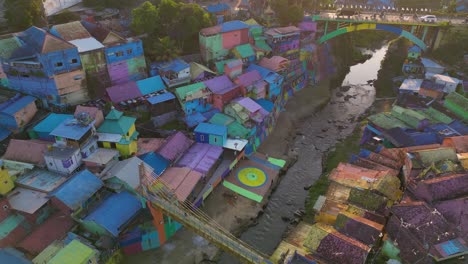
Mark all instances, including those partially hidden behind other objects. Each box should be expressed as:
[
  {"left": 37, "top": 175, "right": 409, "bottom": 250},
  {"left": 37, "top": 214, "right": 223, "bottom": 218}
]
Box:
[{"left": 237, "top": 167, "right": 268, "bottom": 188}]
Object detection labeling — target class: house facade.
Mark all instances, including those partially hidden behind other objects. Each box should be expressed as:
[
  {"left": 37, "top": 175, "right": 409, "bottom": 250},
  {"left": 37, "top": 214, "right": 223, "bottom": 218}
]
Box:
[
  {"left": 0, "top": 94, "right": 37, "bottom": 131},
  {"left": 97, "top": 109, "right": 138, "bottom": 157},
  {"left": 194, "top": 123, "right": 227, "bottom": 147},
  {"left": 150, "top": 58, "right": 190, "bottom": 88},
  {"left": 175, "top": 82, "right": 212, "bottom": 115}
]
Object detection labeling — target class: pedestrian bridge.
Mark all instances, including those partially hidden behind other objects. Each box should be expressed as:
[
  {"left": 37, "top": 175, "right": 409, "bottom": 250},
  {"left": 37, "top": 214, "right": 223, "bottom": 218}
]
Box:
[
  {"left": 139, "top": 170, "right": 272, "bottom": 264},
  {"left": 312, "top": 15, "right": 449, "bottom": 51}
]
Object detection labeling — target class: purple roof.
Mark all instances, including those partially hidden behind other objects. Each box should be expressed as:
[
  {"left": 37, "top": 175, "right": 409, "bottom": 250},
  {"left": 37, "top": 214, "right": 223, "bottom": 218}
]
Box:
[
  {"left": 204, "top": 75, "right": 238, "bottom": 95},
  {"left": 410, "top": 173, "right": 468, "bottom": 203},
  {"left": 421, "top": 79, "right": 445, "bottom": 92},
  {"left": 315, "top": 232, "right": 369, "bottom": 264},
  {"left": 435, "top": 198, "right": 468, "bottom": 238},
  {"left": 298, "top": 21, "right": 317, "bottom": 32},
  {"left": 233, "top": 97, "right": 262, "bottom": 113},
  {"left": 106, "top": 82, "right": 142, "bottom": 103},
  {"left": 157, "top": 132, "right": 193, "bottom": 162},
  {"left": 235, "top": 70, "right": 262, "bottom": 87},
  {"left": 175, "top": 143, "right": 223, "bottom": 174}
]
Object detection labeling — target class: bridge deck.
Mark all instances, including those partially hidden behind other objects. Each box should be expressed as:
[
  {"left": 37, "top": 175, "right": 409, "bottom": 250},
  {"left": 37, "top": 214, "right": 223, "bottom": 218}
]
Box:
[{"left": 312, "top": 15, "right": 448, "bottom": 27}]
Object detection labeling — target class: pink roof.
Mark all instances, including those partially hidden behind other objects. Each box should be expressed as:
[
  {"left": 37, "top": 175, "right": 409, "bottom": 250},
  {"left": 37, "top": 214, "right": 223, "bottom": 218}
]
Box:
[
  {"left": 3, "top": 139, "right": 49, "bottom": 166},
  {"left": 75, "top": 105, "right": 104, "bottom": 127},
  {"left": 157, "top": 132, "right": 193, "bottom": 162},
  {"left": 200, "top": 25, "right": 222, "bottom": 36},
  {"left": 265, "top": 26, "right": 300, "bottom": 36},
  {"left": 106, "top": 81, "right": 142, "bottom": 103},
  {"left": 235, "top": 70, "right": 262, "bottom": 87},
  {"left": 159, "top": 167, "right": 202, "bottom": 202},
  {"left": 233, "top": 97, "right": 262, "bottom": 113},
  {"left": 204, "top": 75, "right": 238, "bottom": 95},
  {"left": 137, "top": 138, "right": 166, "bottom": 155},
  {"left": 176, "top": 143, "right": 224, "bottom": 174},
  {"left": 259, "top": 56, "right": 289, "bottom": 72},
  {"left": 18, "top": 212, "right": 74, "bottom": 254}
]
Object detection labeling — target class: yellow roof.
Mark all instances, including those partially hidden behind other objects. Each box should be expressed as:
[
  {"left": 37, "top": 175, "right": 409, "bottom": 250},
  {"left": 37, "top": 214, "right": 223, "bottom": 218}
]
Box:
[{"left": 48, "top": 240, "right": 94, "bottom": 264}]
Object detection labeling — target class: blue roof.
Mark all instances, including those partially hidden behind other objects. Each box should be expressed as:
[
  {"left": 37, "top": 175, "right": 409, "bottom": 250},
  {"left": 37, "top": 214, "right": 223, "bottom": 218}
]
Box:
[
  {"left": 247, "top": 64, "right": 282, "bottom": 84},
  {"left": 221, "top": 20, "right": 249, "bottom": 33},
  {"left": 0, "top": 127, "right": 11, "bottom": 142},
  {"left": 194, "top": 122, "right": 227, "bottom": 136},
  {"left": 157, "top": 58, "right": 189, "bottom": 73},
  {"left": 407, "top": 131, "right": 439, "bottom": 145},
  {"left": 49, "top": 119, "right": 94, "bottom": 140},
  {"left": 17, "top": 27, "right": 46, "bottom": 53},
  {"left": 33, "top": 113, "right": 73, "bottom": 133},
  {"left": 147, "top": 92, "right": 176, "bottom": 105},
  {"left": 136, "top": 75, "right": 167, "bottom": 95},
  {"left": 408, "top": 46, "right": 422, "bottom": 53},
  {"left": 448, "top": 120, "right": 468, "bottom": 135},
  {"left": 255, "top": 99, "right": 274, "bottom": 113},
  {"left": 84, "top": 191, "right": 141, "bottom": 237},
  {"left": 140, "top": 152, "right": 170, "bottom": 176},
  {"left": 184, "top": 112, "right": 207, "bottom": 128},
  {"left": 52, "top": 170, "right": 103, "bottom": 210},
  {"left": 207, "top": 3, "right": 230, "bottom": 13},
  {"left": 0, "top": 248, "right": 32, "bottom": 264},
  {"left": 0, "top": 94, "right": 35, "bottom": 115}
]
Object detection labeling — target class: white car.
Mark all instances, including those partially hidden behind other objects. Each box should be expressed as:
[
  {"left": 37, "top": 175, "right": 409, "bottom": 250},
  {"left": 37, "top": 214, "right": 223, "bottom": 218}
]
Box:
[{"left": 420, "top": 15, "right": 437, "bottom": 23}]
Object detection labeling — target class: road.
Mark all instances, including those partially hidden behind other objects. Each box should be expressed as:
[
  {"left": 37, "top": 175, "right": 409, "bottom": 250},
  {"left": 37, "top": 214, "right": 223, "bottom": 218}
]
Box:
[{"left": 317, "top": 11, "right": 467, "bottom": 25}]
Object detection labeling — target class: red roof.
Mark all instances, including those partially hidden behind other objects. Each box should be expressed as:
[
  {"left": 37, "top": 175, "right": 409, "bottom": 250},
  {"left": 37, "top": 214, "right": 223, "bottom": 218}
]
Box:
[
  {"left": 159, "top": 167, "right": 202, "bottom": 202},
  {"left": 17, "top": 212, "right": 74, "bottom": 254},
  {"left": 3, "top": 139, "right": 49, "bottom": 166}
]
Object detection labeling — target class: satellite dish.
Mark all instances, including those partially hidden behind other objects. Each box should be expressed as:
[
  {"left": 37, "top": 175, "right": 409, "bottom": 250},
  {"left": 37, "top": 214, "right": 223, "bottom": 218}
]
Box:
[{"left": 75, "top": 112, "right": 93, "bottom": 126}]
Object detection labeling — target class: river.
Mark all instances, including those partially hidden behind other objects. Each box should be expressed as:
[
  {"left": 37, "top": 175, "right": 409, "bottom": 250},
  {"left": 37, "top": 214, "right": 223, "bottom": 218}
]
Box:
[{"left": 219, "top": 44, "right": 389, "bottom": 263}]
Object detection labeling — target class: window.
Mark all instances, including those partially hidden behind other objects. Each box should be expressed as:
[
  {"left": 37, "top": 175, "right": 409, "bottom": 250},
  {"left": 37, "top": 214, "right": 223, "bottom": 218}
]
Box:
[
  {"left": 126, "top": 49, "right": 133, "bottom": 55},
  {"left": 200, "top": 135, "right": 205, "bottom": 141},
  {"left": 71, "top": 58, "right": 78, "bottom": 64},
  {"left": 110, "top": 142, "right": 117, "bottom": 148},
  {"left": 55, "top": 62, "right": 63, "bottom": 67},
  {"left": 115, "top": 51, "right": 124, "bottom": 57},
  {"left": 98, "top": 141, "right": 104, "bottom": 148},
  {"left": 214, "top": 137, "right": 217, "bottom": 143},
  {"left": 62, "top": 158, "right": 74, "bottom": 168}
]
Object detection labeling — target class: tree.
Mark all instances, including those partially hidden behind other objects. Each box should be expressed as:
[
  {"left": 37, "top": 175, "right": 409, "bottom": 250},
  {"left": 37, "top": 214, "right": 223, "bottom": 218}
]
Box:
[
  {"left": 271, "top": 0, "right": 304, "bottom": 26},
  {"left": 51, "top": 10, "right": 80, "bottom": 24},
  {"left": 4, "top": 0, "right": 45, "bottom": 31},
  {"left": 144, "top": 36, "right": 182, "bottom": 62},
  {"left": 131, "top": 1, "right": 160, "bottom": 35}
]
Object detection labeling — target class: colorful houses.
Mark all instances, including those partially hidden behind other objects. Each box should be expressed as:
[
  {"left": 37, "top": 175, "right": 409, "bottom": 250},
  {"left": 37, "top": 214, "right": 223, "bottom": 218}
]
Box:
[
  {"left": 444, "top": 92, "right": 468, "bottom": 122},
  {"left": 407, "top": 45, "right": 422, "bottom": 60},
  {"left": 204, "top": 75, "right": 242, "bottom": 110},
  {"left": 199, "top": 20, "right": 250, "bottom": 62},
  {"left": 0, "top": 94, "right": 36, "bottom": 140},
  {"left": 97, "top": 109, "right": 138, "bottom": 157},
  {"left": 265, "top": 26, "right": 301, "bottom": 59},
  {"left": 0, "top": 27, "right": 88, "bottom": 107},
  {"left": 194, "top": 123, "right": 228, "bottom": 147},
  {"left": 151, "top": 58, "right": 190, "bottom": 88},
  {"left": 247, "top": 64, "right": 284, "bottom": 100},
  {"left": 175, "top": 82, "right": 212, "bottom": 115},
  {"left": 47, "top": 239, "right": 99, "bottom": 264}
]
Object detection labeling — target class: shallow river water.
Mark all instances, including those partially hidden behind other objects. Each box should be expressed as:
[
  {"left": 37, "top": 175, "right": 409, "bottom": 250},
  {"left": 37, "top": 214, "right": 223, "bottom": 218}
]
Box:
[{"left": 219, "top": 45, "right": 389, "bottom": 263}]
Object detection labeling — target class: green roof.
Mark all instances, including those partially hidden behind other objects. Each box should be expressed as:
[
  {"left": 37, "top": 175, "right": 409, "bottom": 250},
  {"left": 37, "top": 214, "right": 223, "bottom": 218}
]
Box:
[
  {"left": 227, "top": 121, "right": 251, "bottom": 138},
  {"left": 367, "top": 112, "right": 409, "bottom": 130},
  {"left": 209, "top": 113, "right": 235, "bottom": 126},
  {"left": 255, "top": 39, "right": 272, "bottom": 52},
  {"left": 106, "top": 109, "right": 123, "bottom": 120},
  {"left": 0, "top": 36, "right": 21, "bottom": 59},
  {"left": 416, "top": 148, "right": 458, "bottom": 167},
  {"left": 0, "top": 214, "right": 25, "bottom": 239},
  {"left": 98, "top": 115, "right": 136, "bottom": 135},
  {"left": 174, "top": 82, "right": 206, "bottom": 101},
  {"left": 215, "top": 59, "right": 237, "bottom": 73},
  {"left": 48, "top": 240, "right": 95, "bottom": 264},
  {"left": 391, "top": 105, "right": 427, "bottom": 129},
  {"left": 444, "top": 92, "right": 468, "bottom": 120},
  {"left": 420, "top": 107, "right": 453, "bottom": 124},
  {"left": 234, "top": 44, "right": 255, "bottom": 58}
]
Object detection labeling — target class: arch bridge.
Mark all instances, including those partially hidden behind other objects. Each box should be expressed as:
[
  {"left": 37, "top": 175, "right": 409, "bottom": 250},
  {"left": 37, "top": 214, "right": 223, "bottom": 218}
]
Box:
[{"left": 312, "top": 15, "right": 449, "bottom": 51}]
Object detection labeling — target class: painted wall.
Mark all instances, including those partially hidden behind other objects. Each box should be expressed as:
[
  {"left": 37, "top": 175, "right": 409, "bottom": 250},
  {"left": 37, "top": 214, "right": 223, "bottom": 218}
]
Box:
[
  {"left": 107, "top": 56, "right": 147, "bottom": 85},
  {"left": 37, "top": 49, "right": 82, "bottom": 77},
  {"left": 102, "top": 140, "right": 137, "bottom": 158},
  {"left": 81, "top": 50, "right": 108, "bottom": 75},
  {"left": 0, "top": 168, "right": 14, "bottom": 196},
  {"left": 209, "top": 134, "right": 225, "bottom": 147},
  {"left": 54, "top": 69, "right": 86, "bottom": 95},
  {"left": 221, "top": 29, "right": 249, "bottom": 50},
  {"left": 105, "top": 41, "right": 144, "bottom": 64},
  {"left": 45, "top": 149, "right": 82, "bottom": 174},
  {"left": 199, "top": 34, "right": 223, "bottom": 62},
  {"left": 183, "top": 99, "right": 212, "bottom": 115}
]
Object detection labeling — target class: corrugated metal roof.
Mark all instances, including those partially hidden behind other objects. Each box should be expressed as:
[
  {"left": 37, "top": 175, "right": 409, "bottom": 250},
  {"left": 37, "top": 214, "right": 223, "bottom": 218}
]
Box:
[
  {"left": 195, "top": 122, "right": 227, "bottom": 136},
  {"left": 106, "top": 82, "right": 142, "bottom": 103},
  {"left": 176, "top": 143, "right": 223, "bottom": 174},
  {"left": 421, "top": 58, "right": 444, "bottom": 70},
  {"left": 98, "top": 112, "right": 136, "bottom": 136},
  {"left": 0, "top": 95, "right": 36, "bottom": 115},
  {"left": 15, "top": 169, "right": 67, "bottom": 193},
  {"left": 147, "top": 92, "right": 175, "bottom": 105},
  {"left": 49, "top": 118, "right": 93, "bottom": 140},
  {"left": 204, "top": 75, "right": 238, "bottom": 94},
  {"left": 51, "top": 21, "right": 92, "bottom": 41},
  {"left": 3, "top": 139, "right": 49, "bottom": 165},
  {"left": 233, "top": 97, "right": 262, "bottom": 113},
  {"left": 223, "top": 138, "right": 248, "bottom": 151},
  {"left": 137, "top": 138, "right": 165, "bottom": 156},
  {"left": 97, "top": 132, "right": 122, "bottom": 143},
  {"left": 255, "top": 99, "right": 274, "bottom": 113},
  {"left": 102, "top": 157, "right": 151, "bottom": 189},
  {"left": 234, "top": 43, "right": 255, "bottom": 58},
  {"left": 159, "top": 167, "right": 202, "bottom": 202},
  {"left": 227, "top": 120, "right": 251, "bottom": 138},
  {"left": 48, "top": 240, "right": 94, "bottom": 264},
  {"left": 399, "top": 79, "right": 423, "bottom": 92},
  {"left": 18, "top": 212, "right": 74, "bottom": 255},
  {"left": 84, "top": 191, "right": 141, "bottom": 237},
  {"left": 265, "top": 26, "right": 300, "bottom": 36},
  {"left": 157, "top": 58, "right": 189, "bottom": 73},
  {"left": 52, "top": 170, "right": 103, "bottom": 210},
  {"left": 7, "top": 187, "right": 49, "bottom": 214},
  {"left": 82, "top": 148, "right": 119, "bottom": 164},
  {"left": 140, "top": 152, "right": 170, "bottom": 176},
  {"left": 157, "top": 132, "right": 194, "bottom": 162},
  {"left": 33, "top": 113, "right": 73, "bottom": 133},
  {"left": 175, "top": 82, "right": 209, "bottom": 101},
  {"left": 221, "top": 20, "right": 249, "bottom": 33},
  {"left": 136, "top": 75, "right": 167, "bottom": 95},
  {"left": 209, "top": 113, "right": 235, "bottom": 126},
  {"left": 235, "top": 70, "right": 262, "bottom": 88},
  {"left": 69, "top": 37, "right": 104, "bottom": 52},
  {"left": 206, "top": 3, "right": 230, "bottom": 13},
  {"left": 0, "top": 128, "right": 11, "bottom": 142}
]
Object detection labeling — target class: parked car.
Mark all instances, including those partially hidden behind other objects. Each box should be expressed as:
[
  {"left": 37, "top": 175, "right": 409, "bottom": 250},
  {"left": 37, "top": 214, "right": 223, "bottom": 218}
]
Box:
[{"left": 420, "top": 15, "right": 437, "bottom": 23}]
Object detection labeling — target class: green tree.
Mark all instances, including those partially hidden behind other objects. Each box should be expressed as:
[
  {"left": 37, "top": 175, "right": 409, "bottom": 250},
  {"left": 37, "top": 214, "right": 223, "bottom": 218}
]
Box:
[
  {"left": 131, "top": 1, "right": 160, "bottom": 35},
  {"left": 272, "top": 0, "right": 304, "bottom": 26},
  {"left": 144, "top": 36, "right": 182, "bottom": 62},
  {"left": 5, "top": 0, "right": 45, "bottom": 31},
  {"left": 51, "top": 10, "right": 80, "bottom": 24},
  {"left": 447, "top": 0, "right": 457, "bottom": 13}
]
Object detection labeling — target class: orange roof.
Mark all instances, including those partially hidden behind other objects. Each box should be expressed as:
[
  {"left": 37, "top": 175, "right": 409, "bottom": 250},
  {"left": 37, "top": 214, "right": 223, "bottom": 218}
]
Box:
[
  {"left": 3, "top": 139, "right": 49, "bottom": 166},
  {"left": 442, "top": 136, "right": 468, "bottom": 153}
]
